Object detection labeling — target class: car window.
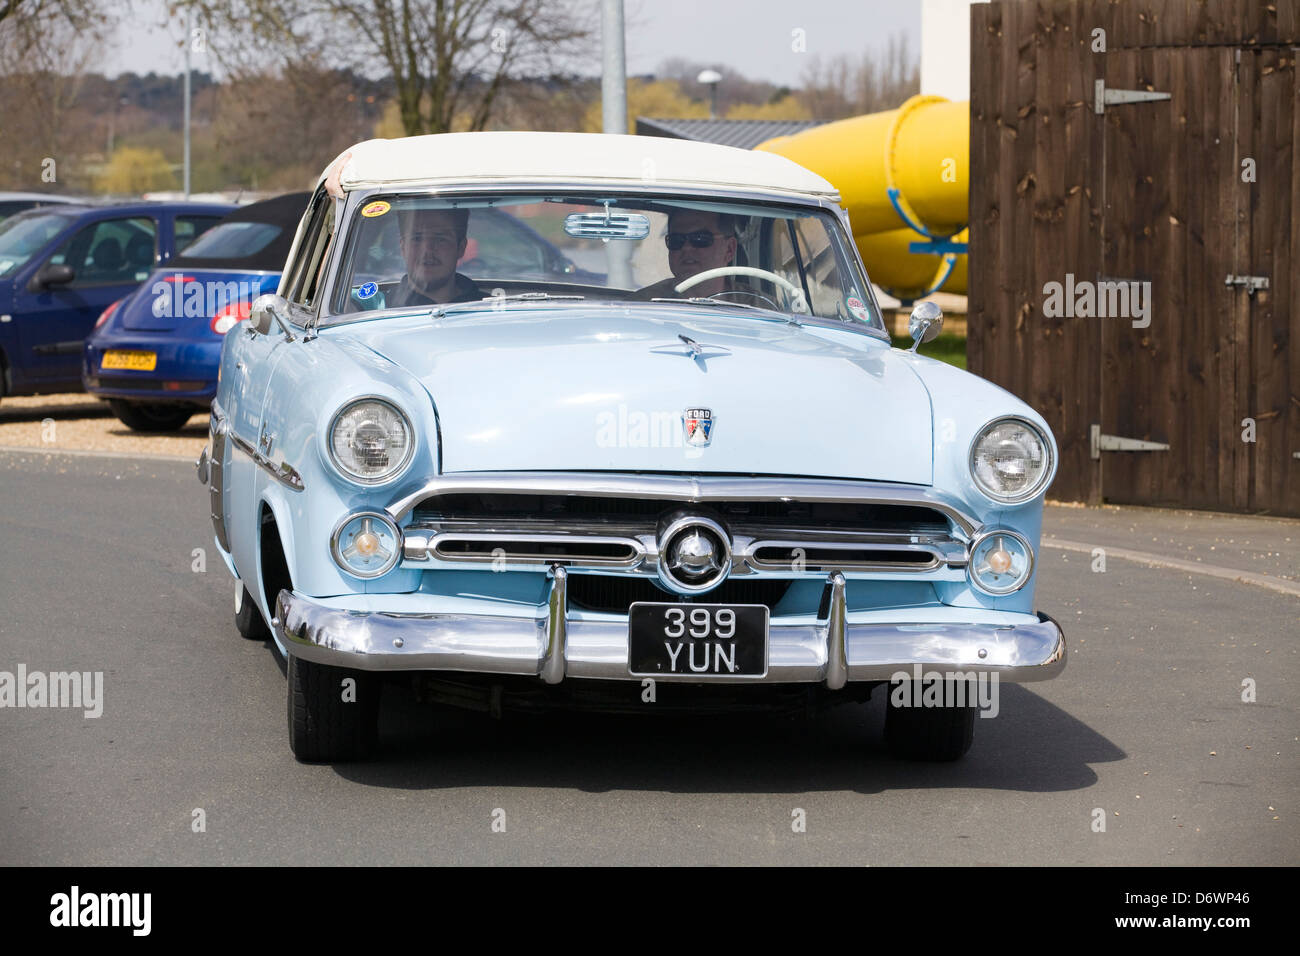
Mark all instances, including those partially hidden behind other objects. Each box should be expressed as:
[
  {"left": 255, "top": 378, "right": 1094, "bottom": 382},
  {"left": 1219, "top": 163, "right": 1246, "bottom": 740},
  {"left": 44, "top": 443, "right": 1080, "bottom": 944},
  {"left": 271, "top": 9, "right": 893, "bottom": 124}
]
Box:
[
  {"left": 0, "top": 210, "right": 74, "bottom": 278},
  {"left": 47, "top": 216, "right": 157, "bottom": 286},
  {"left": 771, "top": 215, "right": 859, "bottom": 318},
  {"left": 179, "top": 221, "right": 283, "bottom": 259},
  {"left": 284, "top": 189, "right": 335, "bottom": 310},
  {"left": 175, "top": 215, "right": 223, "bottom": 253}
]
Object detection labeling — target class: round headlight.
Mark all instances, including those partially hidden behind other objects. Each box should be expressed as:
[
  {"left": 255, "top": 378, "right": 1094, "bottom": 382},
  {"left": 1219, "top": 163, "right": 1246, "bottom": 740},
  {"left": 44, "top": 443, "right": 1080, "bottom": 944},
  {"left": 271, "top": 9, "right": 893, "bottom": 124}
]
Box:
[
  {"left": 969, "top": 417, "right": 1053, "bottom": 503},
  {"left": 968, "top": 529, "right": 1034, "bottom": 595},
  {"left": 329, "top": 398, "right": 413, "bottom": 483},
  {"left": 331, "top": 511, "right": 402, "bottom": 578}
]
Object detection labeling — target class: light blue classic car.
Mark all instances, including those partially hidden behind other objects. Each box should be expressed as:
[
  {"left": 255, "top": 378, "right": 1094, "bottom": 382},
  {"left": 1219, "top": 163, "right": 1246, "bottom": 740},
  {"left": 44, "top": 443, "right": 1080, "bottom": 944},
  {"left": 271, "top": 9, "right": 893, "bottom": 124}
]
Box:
[{"left": 199, "top": 132, "right": 1065, "bottom": 762}]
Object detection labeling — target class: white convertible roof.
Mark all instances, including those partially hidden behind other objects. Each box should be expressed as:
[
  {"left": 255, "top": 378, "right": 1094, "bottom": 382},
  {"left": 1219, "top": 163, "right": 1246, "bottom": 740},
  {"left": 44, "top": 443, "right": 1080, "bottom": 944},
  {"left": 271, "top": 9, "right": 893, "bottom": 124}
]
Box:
[{"left": 325, "top": 131, "right": 840, "bottom": 201}]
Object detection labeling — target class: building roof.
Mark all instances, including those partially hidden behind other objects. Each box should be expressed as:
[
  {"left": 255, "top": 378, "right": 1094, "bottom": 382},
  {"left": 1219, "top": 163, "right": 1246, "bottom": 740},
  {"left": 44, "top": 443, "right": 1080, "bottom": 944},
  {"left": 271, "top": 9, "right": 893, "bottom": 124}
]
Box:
[
  {"left": 635, "top": 117, "right": 825, "bottom": 151},
  {"left": 329, "top": 130, "right": 839, "bottom": 201}
]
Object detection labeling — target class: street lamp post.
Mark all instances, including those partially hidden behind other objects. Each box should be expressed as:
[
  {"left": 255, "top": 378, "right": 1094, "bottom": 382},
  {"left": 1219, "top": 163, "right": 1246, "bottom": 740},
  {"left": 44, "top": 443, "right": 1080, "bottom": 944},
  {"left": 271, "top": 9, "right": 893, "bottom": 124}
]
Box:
[{"left": 698, "top": 69, "right": 722, "bottom": 119}]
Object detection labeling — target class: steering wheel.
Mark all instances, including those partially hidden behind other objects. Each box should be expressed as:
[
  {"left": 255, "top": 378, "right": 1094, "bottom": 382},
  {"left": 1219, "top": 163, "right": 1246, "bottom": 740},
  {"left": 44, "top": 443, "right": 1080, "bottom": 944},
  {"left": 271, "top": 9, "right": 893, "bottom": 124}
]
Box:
[
  {"left": 708, "top": 288, "right": 782, "bottom": 312},
  {"left": 674, "top": 266, "right": 810, "bottom": 314}
]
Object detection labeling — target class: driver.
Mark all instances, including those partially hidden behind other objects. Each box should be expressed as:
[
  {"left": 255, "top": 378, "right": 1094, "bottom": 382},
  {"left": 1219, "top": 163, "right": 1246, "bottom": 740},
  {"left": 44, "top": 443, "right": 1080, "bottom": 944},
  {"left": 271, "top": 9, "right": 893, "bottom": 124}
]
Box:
[
  {"left": 635, "top": 210, "right": 738, "bottom": 300},
  {"left": 388, "top": 207, "right": 484, "bottom": 306}
]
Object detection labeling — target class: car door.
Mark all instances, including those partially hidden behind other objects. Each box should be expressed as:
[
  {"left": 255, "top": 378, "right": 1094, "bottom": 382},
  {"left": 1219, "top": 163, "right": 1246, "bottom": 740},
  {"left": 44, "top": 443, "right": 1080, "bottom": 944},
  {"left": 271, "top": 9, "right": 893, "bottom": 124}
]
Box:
[
  {"left": 225, "top": 188, "right": 332, "bottom": 593},
  {"left": 14, "top": 214, "right": 158, "bottom": 384}
]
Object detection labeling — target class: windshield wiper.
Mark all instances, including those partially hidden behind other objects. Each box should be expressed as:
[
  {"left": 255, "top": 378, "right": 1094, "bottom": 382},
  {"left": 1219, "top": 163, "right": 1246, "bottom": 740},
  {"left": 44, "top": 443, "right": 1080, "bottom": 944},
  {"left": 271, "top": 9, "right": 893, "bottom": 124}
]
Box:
[
  {"left": 432, "top": 291, "right": 585, "bottom": 319},
  {"left": 482, "top": 292, "right": 585, "bottom": 303},
  {"left": 649, "top": 296, "right": 801, "bottom": 325}
]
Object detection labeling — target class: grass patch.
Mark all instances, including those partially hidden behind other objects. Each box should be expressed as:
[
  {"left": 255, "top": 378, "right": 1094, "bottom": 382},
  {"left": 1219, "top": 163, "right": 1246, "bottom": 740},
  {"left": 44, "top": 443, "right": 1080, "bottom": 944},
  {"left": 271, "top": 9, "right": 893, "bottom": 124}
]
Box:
[{"left": 889, "top": 333, "right": 967, "bottom": 370}]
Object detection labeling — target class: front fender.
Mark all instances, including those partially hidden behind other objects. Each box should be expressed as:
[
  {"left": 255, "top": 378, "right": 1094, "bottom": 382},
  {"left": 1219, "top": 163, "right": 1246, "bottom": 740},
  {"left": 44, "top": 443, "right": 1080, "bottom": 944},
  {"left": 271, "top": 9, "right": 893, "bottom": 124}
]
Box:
[
  {"left": 897, "top": 351, "right": 1059, "bottom": 614},
  {"left": 249, "top": 330, "right": 436, "bottom": 608}
]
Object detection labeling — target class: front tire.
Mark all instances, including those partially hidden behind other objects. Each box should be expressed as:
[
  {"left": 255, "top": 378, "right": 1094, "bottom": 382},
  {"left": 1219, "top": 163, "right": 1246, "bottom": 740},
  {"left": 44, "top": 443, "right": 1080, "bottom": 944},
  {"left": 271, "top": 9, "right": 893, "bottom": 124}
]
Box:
[
  {"left": 287, "top": 655, "right": 380, "bottom": 762},
  {"left": 234, "top": 581, "right": 270, "bottom": 640},
  {"left": 108, "top": 399, "right": 196, "bottom": 432},
  {"left": 884, "top": 684, "right": 976, "bottom": 761}
]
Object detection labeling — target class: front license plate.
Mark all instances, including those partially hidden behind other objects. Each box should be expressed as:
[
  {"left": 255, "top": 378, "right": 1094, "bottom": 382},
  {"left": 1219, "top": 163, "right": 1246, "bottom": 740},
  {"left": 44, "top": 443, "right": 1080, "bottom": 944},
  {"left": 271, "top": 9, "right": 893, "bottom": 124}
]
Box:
[
  {"left": 628, "top": 602, "right": 768, "bottom": 678},
  {"left": 101, "top": 350, "right": 156, "bottom": 371}
]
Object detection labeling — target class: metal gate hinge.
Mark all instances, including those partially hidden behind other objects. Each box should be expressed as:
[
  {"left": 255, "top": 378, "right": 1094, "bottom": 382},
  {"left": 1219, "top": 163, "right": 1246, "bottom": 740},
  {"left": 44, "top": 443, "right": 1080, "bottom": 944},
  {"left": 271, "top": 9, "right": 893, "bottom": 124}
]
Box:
[
  {"left": 1094, "top": 79, "right": 1172, "bottom": 114},
  {"left": 1225, "top": 274, "right": 1269, "bottom": 295},
  {"left": 1090, "top": 424, "right": 1170, "bottom": 460}
]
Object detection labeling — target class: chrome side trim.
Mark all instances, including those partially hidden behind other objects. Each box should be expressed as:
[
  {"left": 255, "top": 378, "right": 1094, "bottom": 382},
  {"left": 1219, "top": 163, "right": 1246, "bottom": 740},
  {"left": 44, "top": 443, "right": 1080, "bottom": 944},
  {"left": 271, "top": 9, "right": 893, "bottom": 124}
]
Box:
[
  {"left": 230, "top": 430, "right": 305, "bottom": 491},
  {"left": 275, "top": 591, "right": 1067, "bottom": 685},
  {"left": 540, "top": 565, "right": 567, "bottom": 685},
  {"left": 387, "top": 472, "right": 980, "bottom": 537},
  {"left": 824, "top": 572, "right": 847, "bottom": 690},
  {"left": 207, "top": 406, "right": 230, "bottom": 551}
]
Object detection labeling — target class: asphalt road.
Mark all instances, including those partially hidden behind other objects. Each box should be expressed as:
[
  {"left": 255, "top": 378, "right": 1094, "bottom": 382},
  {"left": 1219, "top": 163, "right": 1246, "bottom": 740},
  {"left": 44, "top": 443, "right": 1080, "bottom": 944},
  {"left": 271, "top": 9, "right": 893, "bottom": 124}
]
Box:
[{"left": 1, "top": 449, "right": 1295, "bottom": 866}]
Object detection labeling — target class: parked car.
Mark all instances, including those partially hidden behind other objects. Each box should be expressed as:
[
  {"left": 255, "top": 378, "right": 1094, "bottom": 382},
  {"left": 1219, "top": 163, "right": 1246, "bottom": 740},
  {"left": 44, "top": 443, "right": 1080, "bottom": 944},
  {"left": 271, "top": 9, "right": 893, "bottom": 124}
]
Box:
[
  {"left": 199, "top": 132, "right": 1065, "bottom": 763},
  {"left": 0, "top": 200, "right": 234, "bottom": 404},
  {"left": 83, "top": 193, "right": 310, "bottom": 431},
  {"left": 0, "top": 192, "right": 83, "bottom": 224}
]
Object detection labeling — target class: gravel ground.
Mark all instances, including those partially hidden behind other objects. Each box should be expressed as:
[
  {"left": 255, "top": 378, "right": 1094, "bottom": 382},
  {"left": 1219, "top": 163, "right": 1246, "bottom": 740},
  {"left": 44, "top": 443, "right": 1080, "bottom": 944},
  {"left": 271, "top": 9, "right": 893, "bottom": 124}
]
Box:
[{"left": 0, "top": 393, "right": 207, "bottom": 459}]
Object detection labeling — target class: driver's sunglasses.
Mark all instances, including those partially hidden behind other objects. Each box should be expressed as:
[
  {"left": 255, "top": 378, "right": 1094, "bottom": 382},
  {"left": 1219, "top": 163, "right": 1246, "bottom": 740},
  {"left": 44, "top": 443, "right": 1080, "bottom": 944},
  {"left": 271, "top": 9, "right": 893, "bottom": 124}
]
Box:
[{"left": 665, "top": 230, "right": 722, "bottom": 251}]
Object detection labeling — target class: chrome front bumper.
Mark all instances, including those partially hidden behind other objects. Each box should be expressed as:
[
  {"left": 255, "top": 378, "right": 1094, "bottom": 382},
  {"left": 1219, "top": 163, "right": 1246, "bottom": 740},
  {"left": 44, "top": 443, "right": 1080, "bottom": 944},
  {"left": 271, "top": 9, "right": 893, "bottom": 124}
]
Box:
[{"left": 274, "top": 573, "right": 1066, "bottom": 686}]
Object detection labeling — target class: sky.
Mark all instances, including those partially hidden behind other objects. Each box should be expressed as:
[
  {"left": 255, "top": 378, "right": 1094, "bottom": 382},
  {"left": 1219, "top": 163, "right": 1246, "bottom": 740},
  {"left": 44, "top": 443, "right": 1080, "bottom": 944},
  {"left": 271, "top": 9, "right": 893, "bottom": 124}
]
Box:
[{"left": 99, "top": 0, "right": 921, "bottom": 88}]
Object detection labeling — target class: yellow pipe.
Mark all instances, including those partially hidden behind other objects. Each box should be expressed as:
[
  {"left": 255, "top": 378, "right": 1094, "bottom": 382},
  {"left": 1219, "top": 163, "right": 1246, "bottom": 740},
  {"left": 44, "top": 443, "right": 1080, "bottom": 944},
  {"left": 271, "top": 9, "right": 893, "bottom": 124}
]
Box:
[
  {"left": 757, "top": 95, "right": 969, "bottom": 297},
  {"left": 854, "top": 228, "right": 967, "bottom": 300}
]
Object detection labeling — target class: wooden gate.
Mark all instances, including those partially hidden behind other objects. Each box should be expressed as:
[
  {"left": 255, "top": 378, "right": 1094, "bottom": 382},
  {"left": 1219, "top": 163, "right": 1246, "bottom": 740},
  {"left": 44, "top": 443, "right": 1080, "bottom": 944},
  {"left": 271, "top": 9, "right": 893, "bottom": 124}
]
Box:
[{"left": 969, "top": 0, "right": 1300, "bottom": 515}]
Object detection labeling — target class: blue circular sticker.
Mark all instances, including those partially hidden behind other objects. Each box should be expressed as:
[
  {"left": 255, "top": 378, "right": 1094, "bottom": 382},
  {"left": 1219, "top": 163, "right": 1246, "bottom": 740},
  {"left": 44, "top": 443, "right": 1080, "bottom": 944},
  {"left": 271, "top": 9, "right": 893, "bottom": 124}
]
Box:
[{"left": 356, "top": 282, "right": 378, "bottom": 300}]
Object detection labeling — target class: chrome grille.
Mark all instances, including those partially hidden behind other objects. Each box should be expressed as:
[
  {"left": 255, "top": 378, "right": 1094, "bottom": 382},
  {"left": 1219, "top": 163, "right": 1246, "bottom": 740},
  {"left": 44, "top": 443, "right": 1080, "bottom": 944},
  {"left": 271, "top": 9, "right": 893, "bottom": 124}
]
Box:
[{"left": 398, "top": 479, "right": 971, "bottom": 578}]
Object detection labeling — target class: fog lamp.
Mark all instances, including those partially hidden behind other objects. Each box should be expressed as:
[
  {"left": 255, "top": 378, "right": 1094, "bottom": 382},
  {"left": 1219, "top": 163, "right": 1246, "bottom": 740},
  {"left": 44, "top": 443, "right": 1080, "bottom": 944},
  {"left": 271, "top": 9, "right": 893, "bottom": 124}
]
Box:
[
  {"left": 968, "top": 529, "right": 1034, "bottom": 595},
  {"left": 330, "top": 511, "right": 401, "bottom": 579}
]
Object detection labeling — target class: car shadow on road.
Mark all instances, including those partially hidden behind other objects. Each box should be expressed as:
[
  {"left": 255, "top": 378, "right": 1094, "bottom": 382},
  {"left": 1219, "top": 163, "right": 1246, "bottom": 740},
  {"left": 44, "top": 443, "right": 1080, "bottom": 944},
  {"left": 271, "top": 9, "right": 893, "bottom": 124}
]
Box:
[
  {"left": 0, "top": 402, "right": 111, "bottom": 422},
  {"left": 328, "top": 679, "right": 1123, "bottom": 795}
]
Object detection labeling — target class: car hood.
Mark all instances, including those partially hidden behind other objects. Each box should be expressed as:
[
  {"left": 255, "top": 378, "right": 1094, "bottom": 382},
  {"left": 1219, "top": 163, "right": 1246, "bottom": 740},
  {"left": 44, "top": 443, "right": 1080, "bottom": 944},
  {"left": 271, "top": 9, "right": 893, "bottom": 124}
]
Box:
[{"left": 351, "top": 306, "right": 933, "bottom": 484}]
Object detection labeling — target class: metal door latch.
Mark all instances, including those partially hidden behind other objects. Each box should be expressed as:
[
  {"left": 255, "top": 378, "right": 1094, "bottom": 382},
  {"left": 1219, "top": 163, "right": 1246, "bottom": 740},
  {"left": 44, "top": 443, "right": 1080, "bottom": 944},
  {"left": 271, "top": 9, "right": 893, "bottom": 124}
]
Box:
[{"left": 1225, "top": 275, "right": 1269, "bottom": 296}]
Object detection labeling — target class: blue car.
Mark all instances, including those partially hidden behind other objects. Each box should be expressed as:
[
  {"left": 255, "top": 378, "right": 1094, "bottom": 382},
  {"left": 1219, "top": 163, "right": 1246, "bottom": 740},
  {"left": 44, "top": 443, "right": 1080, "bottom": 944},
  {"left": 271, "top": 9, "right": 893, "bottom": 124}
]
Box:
[
  {"left": 0, "top": 200, "right": 234, "bottom": 406},
  {"left": 83, "top": 193, "right": 309, "bottom": 431},
  {"left": 201, "top": 133, "right": 1065, "bottom": 763}
]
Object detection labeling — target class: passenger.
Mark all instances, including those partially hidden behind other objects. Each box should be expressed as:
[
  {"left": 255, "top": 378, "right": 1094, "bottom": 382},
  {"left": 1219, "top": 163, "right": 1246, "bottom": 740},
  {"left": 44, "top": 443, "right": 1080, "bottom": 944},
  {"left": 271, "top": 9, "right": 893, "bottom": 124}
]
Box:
[
  {"left": 636, "top": 209, "right": 739, "bottom": 299},
  {"left": 388, "top": 207, "right": 484, "bottom": 306}
]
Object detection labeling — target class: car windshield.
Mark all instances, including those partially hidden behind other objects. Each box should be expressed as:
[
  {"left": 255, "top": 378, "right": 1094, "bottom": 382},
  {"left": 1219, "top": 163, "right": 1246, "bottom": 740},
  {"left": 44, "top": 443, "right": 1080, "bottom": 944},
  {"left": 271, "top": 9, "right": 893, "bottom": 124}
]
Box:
[
  {"left": 0, "top": 210, "right": 74, "bottom": 279},
  {"left": 328, "top": 193, "right": 883, "bottom": 329}
]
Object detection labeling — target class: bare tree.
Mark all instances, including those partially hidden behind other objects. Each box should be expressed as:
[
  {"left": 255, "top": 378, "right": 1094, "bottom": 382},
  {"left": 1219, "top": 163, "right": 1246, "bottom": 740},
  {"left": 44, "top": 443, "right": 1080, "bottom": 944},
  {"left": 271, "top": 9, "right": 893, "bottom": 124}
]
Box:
[
  {"left": 185, "top": 0, "right": 594, "bottom": 136},
  {"left": 0, "top": 0, "right": 112, "bottom": 188},
  {"left": 798, "top": 33, "right": 919, "bottom": 122}
]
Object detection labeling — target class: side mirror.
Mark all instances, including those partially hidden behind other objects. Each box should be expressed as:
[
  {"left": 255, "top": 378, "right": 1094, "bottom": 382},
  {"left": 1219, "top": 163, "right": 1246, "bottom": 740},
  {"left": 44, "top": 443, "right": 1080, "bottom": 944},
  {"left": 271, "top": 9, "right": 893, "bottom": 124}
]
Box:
[
  {"left": 908, "top": 300, "right": 943, "bottom": 352},
  {"left": 27, "top": 263, "right": 75, "bottom": 293},
  {"left": 249, "top": 293, "right": 294, "bottom": 340}
]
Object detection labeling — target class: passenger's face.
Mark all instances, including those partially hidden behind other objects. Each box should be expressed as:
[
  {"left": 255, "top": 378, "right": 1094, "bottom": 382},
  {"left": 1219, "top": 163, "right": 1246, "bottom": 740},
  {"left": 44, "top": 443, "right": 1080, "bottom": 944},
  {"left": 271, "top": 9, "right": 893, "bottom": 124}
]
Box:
[
  {"left": 666, "top": 210, "right": 736, "bottom": 283},
  {"left": 399, "top": 210, "right": 465, "bottom": 294}
]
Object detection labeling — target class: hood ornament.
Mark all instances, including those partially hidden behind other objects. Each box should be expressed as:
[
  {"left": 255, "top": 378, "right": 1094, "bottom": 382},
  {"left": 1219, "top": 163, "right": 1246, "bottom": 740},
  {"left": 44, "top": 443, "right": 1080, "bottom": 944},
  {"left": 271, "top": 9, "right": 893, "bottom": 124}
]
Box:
[{"left": 650, "top": 334, "right": 731, "bottom": 370}]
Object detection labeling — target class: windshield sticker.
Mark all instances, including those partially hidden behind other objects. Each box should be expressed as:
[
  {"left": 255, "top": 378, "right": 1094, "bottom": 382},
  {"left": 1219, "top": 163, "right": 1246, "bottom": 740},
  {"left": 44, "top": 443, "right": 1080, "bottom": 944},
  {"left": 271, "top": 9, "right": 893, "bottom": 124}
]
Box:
[
  {"left": 360, "top": 200, "right": 391, "bottom": 218},
  {"left": 845, "top": 295, "right": 868, "bottom": 321},
  {"left": 356, "top": 281, "right": 378, "bottom": 300}
]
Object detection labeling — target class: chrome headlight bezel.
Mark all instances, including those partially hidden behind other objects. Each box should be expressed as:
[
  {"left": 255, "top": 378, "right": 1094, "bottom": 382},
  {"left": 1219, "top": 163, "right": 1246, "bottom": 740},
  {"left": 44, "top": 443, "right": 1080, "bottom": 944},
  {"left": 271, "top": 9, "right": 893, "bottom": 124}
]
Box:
[
  {"left": 327, "top": 396, "right": 415, "bottom": 485},
  {"left": 330, "top": 510, "right": 402, "bottom": 579},
  {"left": 967, "top": 528, "right": 1035, "bottom": 595},
  {"left": 967, "top": 415, "right": 1054, "bottom": 505}
]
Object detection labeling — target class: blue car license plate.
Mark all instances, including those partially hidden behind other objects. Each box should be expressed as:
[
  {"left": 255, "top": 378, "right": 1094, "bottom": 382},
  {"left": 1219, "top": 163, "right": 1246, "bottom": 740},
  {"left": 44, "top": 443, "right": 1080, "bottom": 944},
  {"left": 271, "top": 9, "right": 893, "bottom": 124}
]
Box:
[{"left": 627, "top": 602, "right": 768, "bottom": 678}]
